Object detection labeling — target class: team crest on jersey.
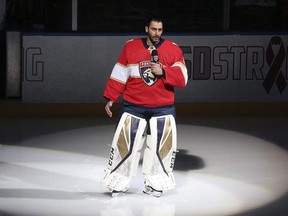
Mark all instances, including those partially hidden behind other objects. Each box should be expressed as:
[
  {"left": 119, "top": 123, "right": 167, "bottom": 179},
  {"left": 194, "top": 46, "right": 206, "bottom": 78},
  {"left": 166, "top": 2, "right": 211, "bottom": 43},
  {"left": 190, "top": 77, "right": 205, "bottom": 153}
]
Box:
[{"left": 139, "top": 60, "right": 158, "bottom": 86}]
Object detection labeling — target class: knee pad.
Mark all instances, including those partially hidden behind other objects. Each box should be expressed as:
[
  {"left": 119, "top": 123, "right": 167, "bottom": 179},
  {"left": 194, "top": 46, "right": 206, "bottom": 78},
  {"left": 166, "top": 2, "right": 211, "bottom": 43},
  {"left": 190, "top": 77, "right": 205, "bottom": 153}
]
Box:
[
  {"left": 101, "top": 112, "right": 147, "bottom": 191},
  {"left": 142, "top": 114, "right": 177, "bottom": 191}
]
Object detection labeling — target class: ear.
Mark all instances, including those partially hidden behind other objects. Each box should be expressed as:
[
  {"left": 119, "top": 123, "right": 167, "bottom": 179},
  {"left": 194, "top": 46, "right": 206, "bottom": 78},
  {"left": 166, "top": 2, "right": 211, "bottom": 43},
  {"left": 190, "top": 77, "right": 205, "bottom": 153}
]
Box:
[{"left": 145, "top": 26, "right": 148, "bottom": 33}]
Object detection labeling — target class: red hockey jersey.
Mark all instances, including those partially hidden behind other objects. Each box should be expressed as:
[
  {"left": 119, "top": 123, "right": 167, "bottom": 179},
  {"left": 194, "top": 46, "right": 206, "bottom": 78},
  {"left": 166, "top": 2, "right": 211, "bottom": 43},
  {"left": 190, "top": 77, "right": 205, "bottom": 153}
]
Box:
[{"left": 103, "top": 38, "right": 188, "bottom": 107}]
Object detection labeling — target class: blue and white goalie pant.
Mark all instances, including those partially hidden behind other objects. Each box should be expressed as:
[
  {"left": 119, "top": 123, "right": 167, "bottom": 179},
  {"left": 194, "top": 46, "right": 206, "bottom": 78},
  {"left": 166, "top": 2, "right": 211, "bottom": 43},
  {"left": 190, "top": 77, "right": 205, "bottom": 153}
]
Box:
[{"left": 101, "top": 112, "right": 177, "bottom": 192}]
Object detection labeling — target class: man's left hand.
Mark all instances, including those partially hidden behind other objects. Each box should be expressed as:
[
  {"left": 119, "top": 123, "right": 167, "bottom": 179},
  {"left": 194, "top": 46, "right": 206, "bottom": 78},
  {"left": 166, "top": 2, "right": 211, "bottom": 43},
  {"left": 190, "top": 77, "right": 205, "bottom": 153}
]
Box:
[{"left": 151, "top": 62, "right": 163, "bottom": 77}]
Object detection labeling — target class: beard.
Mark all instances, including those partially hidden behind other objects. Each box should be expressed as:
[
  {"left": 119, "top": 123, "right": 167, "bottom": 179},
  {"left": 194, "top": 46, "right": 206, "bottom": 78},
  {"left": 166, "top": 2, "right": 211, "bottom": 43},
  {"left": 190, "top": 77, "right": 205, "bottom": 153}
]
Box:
[{"left": 148, "top": 34, "right": 160, "bottom": 45}]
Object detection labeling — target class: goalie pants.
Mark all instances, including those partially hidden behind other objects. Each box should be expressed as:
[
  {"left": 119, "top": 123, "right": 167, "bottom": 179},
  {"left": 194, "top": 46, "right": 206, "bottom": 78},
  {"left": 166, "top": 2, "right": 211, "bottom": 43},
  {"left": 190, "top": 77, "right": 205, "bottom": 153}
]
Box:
[
  {"left": 118, "top": 100, "right": 176, "bottom": 134},
  {"left": 101, "top": 100, "right": 177, "bottom": 192}
]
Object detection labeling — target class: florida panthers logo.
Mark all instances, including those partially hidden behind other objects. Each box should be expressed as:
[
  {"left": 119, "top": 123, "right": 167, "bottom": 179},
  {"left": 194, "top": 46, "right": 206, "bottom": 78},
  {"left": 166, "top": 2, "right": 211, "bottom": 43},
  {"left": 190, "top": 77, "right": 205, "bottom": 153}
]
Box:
[{"left": 139, "top": 60, "right": 158, "bottom": 86}]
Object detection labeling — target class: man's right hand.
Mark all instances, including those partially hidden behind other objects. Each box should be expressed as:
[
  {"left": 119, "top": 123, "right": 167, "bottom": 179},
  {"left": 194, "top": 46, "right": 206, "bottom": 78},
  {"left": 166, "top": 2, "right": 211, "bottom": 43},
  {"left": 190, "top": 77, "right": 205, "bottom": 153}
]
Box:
[{"left": 105, "top": 100, "right": 113, "bottom": 118}]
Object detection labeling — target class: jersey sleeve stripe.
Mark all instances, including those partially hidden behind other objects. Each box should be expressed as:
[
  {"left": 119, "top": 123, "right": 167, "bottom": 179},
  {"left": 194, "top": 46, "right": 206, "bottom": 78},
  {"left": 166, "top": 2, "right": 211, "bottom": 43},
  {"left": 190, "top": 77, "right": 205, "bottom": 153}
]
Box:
[
  {"left": 172, "top": 62, "right": 188, "bottom": 85},
  {"left": 129, "top": 65, "right": 141, "bottom": 77},
  {"left": 110, "top": 76, "right": 126, "bottom": 84},
  {"left": 110, "top": 63, "right": 130, "bottom": 83}
]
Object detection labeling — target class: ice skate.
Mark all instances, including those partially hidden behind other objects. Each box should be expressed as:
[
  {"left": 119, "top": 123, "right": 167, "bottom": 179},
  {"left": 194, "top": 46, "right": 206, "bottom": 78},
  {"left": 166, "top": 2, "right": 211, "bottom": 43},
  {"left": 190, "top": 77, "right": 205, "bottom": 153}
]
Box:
[
  {"left": 143, "top": 185, "right": 162, "bottom": 198},
  {"left": 110, "top": 187, "right": 129, "bottom": 197}
]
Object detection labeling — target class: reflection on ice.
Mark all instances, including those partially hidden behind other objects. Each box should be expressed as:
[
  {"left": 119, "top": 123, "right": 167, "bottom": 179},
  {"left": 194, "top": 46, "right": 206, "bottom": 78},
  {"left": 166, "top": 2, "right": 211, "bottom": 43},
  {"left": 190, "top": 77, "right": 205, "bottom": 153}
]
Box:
[{"left": 1, "top": 123, "right": 288, "bottom": 216}]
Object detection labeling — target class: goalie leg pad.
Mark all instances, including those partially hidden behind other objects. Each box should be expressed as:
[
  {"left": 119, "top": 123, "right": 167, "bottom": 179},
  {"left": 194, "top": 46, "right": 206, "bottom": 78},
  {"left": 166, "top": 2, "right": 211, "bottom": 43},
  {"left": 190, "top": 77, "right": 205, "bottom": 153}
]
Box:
[
  {"left": 102, "top": 112, "right": 147, "bottom": 191},
  {"left": 142, "top": 114, "right": 177, "bottom": 191}
]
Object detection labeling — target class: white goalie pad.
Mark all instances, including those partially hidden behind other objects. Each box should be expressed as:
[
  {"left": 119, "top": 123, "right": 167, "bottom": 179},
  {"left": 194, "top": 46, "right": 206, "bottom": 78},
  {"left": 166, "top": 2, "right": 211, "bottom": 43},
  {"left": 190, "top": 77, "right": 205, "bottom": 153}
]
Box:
[
  {"left": 142, "top": 114, "right": 177, "bottom": 191},
  {"left": 101, "top": 112, "right": 147, "bottom": 191}
]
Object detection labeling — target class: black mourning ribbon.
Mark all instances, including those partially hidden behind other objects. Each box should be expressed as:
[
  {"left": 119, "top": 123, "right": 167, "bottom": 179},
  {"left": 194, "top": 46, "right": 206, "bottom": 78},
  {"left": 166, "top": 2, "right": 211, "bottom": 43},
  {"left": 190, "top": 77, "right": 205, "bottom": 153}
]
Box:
[{"left": 263, "top": 36, "right": 286, "bottom": 94}]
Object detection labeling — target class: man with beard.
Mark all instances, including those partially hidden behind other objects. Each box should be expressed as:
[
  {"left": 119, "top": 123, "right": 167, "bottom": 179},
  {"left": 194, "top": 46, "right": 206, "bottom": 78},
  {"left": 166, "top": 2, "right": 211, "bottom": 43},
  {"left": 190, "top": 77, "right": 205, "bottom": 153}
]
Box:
[{"left": 101, "top": 17, "right": 188, "bottom": 197}]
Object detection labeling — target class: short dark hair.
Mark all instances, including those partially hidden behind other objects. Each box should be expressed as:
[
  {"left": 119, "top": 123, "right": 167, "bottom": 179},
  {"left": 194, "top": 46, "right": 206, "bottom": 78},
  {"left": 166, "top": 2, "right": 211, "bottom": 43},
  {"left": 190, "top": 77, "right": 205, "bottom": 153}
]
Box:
[{"left": 146, "top": 17, "right": 163, "bottom": 27}]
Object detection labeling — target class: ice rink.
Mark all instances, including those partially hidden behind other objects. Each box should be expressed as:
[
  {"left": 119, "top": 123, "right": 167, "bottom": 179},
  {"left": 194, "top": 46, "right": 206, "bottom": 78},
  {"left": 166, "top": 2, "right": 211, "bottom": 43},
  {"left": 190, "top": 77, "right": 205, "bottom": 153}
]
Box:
[{"left": 1, "top": 115, "right": 288, "bottom": 216}]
